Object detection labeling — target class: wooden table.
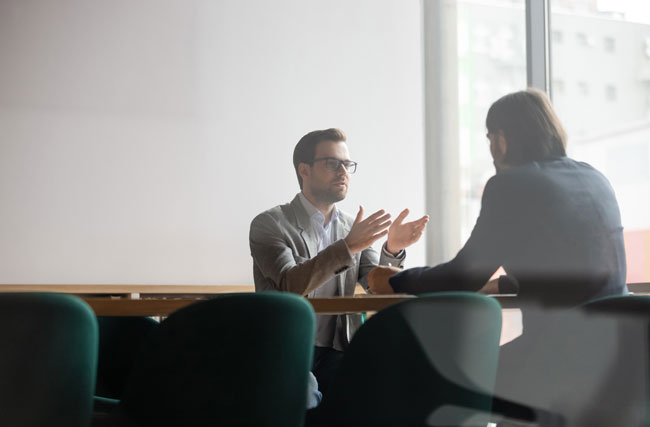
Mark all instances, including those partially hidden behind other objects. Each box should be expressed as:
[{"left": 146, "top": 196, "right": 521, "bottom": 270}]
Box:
[
  {"left": 0, "top": 283, "right": 647, "bottom": 316},
  {"left": 0, "top": 284, "right": 256, "bottom": 298},
  {"left": 82, "top": 294, "right": 416, "bottom": 316},
  {"left": 0, "top": 284, "right": 413, "bottom": 315}
]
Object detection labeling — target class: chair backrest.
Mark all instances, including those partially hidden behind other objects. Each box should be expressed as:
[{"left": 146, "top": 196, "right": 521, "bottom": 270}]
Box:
[
  {"left": 583, "top": 293, "right": 650, "bottom": 314},
  {"left": 95, "top": 316, "right": 159, "bottom": 399},
  {"left": 0, "top": 293, "right": 98, "bottom": 427},
  {"left": 314, "top": 292, "right": 502, "bottom": 427},
  {"left": 119, "top": 292, "right": 315, "bottom": 427},
  {"left": 578, "top": 294, "right": 650, "bottom": 426},
  {"left": 495, "top": 295, "right": 650, "bottom": 427}
]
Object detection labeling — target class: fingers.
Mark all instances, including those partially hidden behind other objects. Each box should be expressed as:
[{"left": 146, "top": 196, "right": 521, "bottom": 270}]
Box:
[
  {"left": 413, "top": 215, "right": 429, "bottom": 230},
  {"left": 369, "top": 229, "right": 389, "bottom": 244},
  {"left": 393, "top": 209, "right": 409, "bottom": 226},
  {"left": 364, "top": 209, "right": 389, "bottom": 224},
  {"left": 412, "top": 219, "right": 428, "bottom": 237},
  {"left": 359, "top": 229, "right": 390, "bottom": 249},
  {"left": 365, "top": 218, "right": 392, "bottom": 239},
  {"left": 403, "top": 215, "right": 429, "bottom": 230},
  {"left": 363, "top": 210, "right": 428, "bottom": 227},
  {"left": 375, "top": 217, "right": 392, "bottom": 230},
  {"left": 359, "top": 209, "right": 392, "bottom": 233},
  {"left": 354, "top": 205, "right": 364, "bottom": 224},
  {"left": 346, "top": 208, "right": 392, "bottom": 254}
]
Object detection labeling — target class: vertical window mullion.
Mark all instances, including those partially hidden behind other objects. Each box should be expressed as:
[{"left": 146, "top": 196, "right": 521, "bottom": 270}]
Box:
[
  {"left": 422, "top": 0, "right": 461, "bottom": 265},
  {"left": 526, "top": 0, "right": 552, "bottom": 97}
]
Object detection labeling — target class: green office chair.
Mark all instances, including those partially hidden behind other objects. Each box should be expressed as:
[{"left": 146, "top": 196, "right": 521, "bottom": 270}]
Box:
[
  {"left": 0, "top": 292, "right": 99, "bottom": 427},
  {"left": 96, "top": 292, "right": 315, "bottom": 427},
  {"left": 308, "top": 292, "right": 502, "bottom": 427}
]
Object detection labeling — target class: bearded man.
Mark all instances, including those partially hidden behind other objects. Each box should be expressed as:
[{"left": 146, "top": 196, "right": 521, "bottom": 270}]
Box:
[{"left": 249, "top": 128, "right": 428, "bottom": 397}]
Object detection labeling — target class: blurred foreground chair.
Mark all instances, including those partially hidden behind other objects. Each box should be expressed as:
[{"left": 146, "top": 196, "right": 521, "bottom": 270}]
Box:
[
  {"left": 95, "top": 316, "right": 159, "bottom": 399},
  {"left": 0, "top": 293, "right": 98, "bottom": 427},
  {"left": 579, "top": 294, "right": 650, "bottom": 426},
  {"left": 307, "top": 292, "right": 502, "bottom": 427},
  {"left": 93, "top": 292, "right": 315, "bottom": 427},
  {"left": 493, "top": 294, "right": 650, "bottom": 426}
]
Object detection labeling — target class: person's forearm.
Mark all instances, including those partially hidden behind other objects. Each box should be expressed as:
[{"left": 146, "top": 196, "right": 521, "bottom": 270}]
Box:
[
  {"left": 277, "top": 239, "right": 354, "bottom": 295},
  {"left": 389, "top": 261, "right": 490, "bottom": 295}
]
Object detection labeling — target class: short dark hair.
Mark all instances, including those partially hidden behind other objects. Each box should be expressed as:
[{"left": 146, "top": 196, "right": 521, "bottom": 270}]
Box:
[
  {"left": 486, "top": 88, "right": 567, "bottom": 166},
  {"left": 293, "top": 128, "right": 347, "bottom": 189}
]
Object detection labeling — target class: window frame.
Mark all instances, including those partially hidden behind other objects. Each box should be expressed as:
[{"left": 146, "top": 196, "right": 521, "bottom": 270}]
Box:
[{"left": 422, "top": 0, "right": 551, "bottom": 265}]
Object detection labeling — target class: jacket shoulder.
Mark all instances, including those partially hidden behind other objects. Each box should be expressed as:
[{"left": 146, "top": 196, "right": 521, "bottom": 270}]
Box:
[{"left": 250, "top": 202, "right": 294, "bottom": 228}]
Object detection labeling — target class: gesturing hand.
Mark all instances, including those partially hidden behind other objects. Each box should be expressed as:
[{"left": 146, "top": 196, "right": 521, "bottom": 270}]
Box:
[
  {"left": 386, "top": 209, "right": 429, "bottom": 255},
  {"left": 344, "top": 206, "right": 392, "bottom": 254}
]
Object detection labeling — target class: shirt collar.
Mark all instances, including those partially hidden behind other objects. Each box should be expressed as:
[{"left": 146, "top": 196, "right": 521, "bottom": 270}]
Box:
[{"left": 298, "top": 192, "right": 338, "bottom": 227}]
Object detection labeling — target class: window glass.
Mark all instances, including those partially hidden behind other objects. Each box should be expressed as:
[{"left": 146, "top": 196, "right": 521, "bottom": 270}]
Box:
[
  {"left": 551, "top": 0, "right": 650, "bottom": 283},
  {"left": 457, "top": 0, "right": 527, "bottom": 241}
]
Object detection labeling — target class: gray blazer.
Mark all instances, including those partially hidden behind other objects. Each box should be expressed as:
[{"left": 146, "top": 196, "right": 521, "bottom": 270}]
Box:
[{"left": 249, "top": 194, "right": 405, "bottom": 348}]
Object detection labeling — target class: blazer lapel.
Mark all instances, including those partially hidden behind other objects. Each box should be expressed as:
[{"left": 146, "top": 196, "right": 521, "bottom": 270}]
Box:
[
  {"left": 334, "top": 214, "right": 352, "bottom": 294},
  {"left": 290, "top": 195, "right": 318, "bottom": 258},
  {"left": 334, "top": 214, "right": 351, "bottom": 242}
]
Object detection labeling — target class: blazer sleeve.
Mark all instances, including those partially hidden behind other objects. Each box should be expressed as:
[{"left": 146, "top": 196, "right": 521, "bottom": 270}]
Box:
[
  {"left": 389, "top": 175, "right": 515, "bottom": 294},
  {"left": 249, "top": 212, "right": 355, "bottom": 296}
]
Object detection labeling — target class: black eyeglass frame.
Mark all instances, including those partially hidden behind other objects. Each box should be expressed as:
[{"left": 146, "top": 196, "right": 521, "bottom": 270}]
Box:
[{"left": 309, "top": 157, "right": 358, "bottom": 174}]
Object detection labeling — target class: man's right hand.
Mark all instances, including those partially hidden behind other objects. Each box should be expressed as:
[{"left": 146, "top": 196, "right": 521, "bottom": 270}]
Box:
[{"left": 344, "top": 206, "right": 392, "bottom": 254}]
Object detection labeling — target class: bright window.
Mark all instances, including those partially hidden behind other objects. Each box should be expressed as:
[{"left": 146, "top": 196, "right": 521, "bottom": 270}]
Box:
[
  {"left": 457, "top": 0, "right": 526, "bottom": 242},
  {"left": 551, "top": 0, "right": 650, "bottom": 283}
]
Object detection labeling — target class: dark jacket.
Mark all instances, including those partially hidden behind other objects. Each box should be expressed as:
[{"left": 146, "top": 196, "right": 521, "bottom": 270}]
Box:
[{"left": 390, "top": 156, "right": 627, "bottom": 307}]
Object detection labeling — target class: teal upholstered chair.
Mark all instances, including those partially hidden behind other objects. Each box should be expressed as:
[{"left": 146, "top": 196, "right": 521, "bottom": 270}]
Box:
[
  {"left": 0, "top": 293, "right": 99, "bottom": 427},
  {"left": 95, "top": 292, "right": 315, "bottom": 427},
  {"left": 308, "top": 292, "right": 502, "bottom": 427}
]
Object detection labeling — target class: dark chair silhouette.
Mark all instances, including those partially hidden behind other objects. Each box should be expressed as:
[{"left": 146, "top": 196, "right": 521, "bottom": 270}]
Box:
[
  {"left": 94, "top": 292, "right": 315, "bottom": 427},
  {"left": 492, "top": 294, "right": 650, "bottom": 427},
  {"left": 577, "top": 294, "right": 650, "bottom": 426},
  {"left": 95, "top": 316, "right": 159, "bottom": 399},
  {"left": 308, "top": 292, "right": 502, "bottom": 427},
  {"left": 0, "top": 292, "right": 98, "bottom": 427}
]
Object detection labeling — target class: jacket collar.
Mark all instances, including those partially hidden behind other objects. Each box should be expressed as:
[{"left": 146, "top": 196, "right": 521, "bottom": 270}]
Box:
[
  {"left": 290, "top": 194, "right": 318, "bottom": 257},
  {"left": 290, "top": 193, "right": 352, "bottom": 257},
  {"left": 290, "top": 193, "right": 312, "bottom": 232}
]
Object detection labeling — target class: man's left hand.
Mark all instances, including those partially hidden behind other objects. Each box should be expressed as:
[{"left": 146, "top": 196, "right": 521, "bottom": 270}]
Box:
[
  {"left": 368, "top": 266, "right": 402, "bottom": 294},
  {"left": 386, "top": 209, "right": 429, "bottom": 255}
]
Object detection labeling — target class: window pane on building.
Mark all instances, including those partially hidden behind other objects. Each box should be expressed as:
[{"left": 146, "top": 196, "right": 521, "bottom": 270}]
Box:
[
  {"left": 457, "top": 0, "right": 526, "bottom": 242},
  {"left": 551, "top": 0, "right": 650, "bottom": 283}
]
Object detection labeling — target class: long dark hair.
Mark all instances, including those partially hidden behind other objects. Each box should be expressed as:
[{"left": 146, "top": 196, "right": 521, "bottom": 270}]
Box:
[{"left": 486, "top": 88, "right": 567, "bottom": 165}]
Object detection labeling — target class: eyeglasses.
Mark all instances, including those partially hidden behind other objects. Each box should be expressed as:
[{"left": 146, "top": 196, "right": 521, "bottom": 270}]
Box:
[{"left": 310, "top": 157, "right": 358, "bottom": 174}]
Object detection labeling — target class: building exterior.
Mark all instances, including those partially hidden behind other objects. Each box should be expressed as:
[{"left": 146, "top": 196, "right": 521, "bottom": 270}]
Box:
[{"left": 458, "top": 0, "right": 650, "bottom": 282}]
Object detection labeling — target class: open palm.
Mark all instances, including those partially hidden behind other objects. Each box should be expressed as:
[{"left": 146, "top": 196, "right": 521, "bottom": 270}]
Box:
[{"left": 386, "top": 209, "right": 429, "bottom": 254}]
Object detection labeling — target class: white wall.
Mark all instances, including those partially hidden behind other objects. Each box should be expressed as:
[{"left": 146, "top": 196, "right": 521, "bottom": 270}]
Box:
[{"left": 0, "top": 0, "right": 426, "bottom": 284}]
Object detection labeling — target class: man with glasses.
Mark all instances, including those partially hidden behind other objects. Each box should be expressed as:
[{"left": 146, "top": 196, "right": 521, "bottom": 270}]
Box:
[{"left": 249, "top": 128, "right": 428, "bottom": 398}]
